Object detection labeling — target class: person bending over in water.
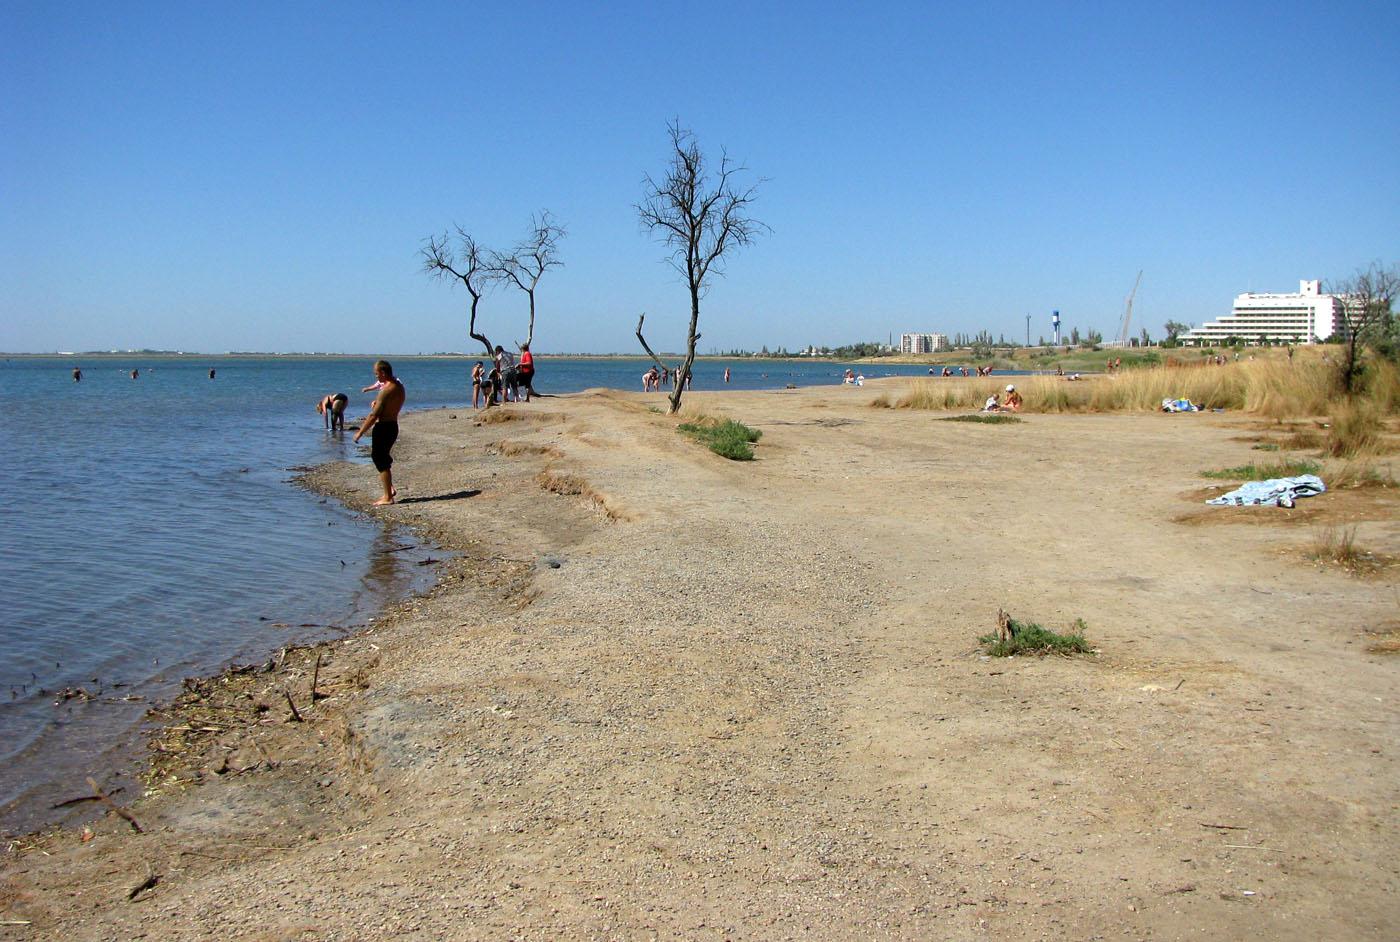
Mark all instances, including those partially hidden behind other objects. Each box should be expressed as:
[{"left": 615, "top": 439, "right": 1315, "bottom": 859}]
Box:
[
  {"left": 317, "top": 392, "right": 349, "bottom": 431},
  {"left": 353, "top": 361, "right": 405, "bottom": 506}
]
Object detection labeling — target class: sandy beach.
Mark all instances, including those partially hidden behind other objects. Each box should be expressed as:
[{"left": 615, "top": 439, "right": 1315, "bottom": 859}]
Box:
[{"left": 4, "top": 379, "right": 1398, "bottom": 940}]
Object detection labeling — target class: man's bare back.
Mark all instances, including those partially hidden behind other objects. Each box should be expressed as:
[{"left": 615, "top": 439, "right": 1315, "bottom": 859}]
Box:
[{"left": 372, "top": 378, "right": 405, "bottom": 421}]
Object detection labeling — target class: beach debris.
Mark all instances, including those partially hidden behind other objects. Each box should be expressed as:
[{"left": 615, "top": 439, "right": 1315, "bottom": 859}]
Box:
[
  {"left": 1206, "top": 474, "right": 1326, "bottom": 508},
  {"left": 50, "top": 786, "right": 125, "bottom": 810},
  {"left": 1161, "top": 398, "right": 1199, "bottom": 412},
  {"left": 127, "top": 870, "right": 160, "bottom": 901},
  {"left": 283, "top": 688, "right": 304, "bottom": 722},
  {"left": 54, "top": 686, "right": 94, "bottom": 704},
  {"left": 996, "top": 608, "right": 1014, "bottom": 643},
  {"left": 311, "top": 653, "right": 327, "bottom": 701},
  {"left": 85, "top": 777, "right": 142, "bottom": 833}
]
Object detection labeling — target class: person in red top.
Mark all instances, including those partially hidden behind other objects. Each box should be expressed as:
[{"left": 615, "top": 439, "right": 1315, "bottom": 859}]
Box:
[{"left": 517, "top": 342, "right": 537, "bottom": 402}]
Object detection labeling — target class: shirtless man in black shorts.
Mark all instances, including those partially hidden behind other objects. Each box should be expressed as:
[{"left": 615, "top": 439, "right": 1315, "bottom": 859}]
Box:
[{"left": 352, "top": 360, "right": 406, "bottom": 506}]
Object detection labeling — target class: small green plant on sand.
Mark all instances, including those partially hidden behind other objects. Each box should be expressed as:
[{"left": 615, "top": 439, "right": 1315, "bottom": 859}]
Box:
[
  {"left": 941, "top": 413, "right": 1022, "bottom": 424},
  {"left": 980, "top": 616, "right": 1092, "bottom": 657},
  {"left": 677, "top": 418, "right": 762, "bottom": 461},
  {"left": 1250, "top": 442, "right": 1280, "bottom": 451},
  {"left": 1200, "top": 458, "right": 1320, "bottom": 480}
]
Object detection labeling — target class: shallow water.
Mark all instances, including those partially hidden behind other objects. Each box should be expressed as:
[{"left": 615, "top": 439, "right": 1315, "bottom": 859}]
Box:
[{"left": 0, "top": 353, "right": 1020, "bottom": 833}]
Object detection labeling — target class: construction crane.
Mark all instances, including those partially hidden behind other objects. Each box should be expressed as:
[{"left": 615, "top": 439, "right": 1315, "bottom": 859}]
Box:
[{"left": 1117, "top": 270, "right": 1143, "bottom": 345}]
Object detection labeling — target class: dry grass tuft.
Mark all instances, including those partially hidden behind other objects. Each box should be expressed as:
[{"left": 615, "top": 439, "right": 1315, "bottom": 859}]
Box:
[
  {"left": 1325, "top": 461, "right": 1397, "bottom": 489},
  {"left": 478, "top": 409, "right": 519, "bottom": 425},
  {"left": 497, "top": 441, "right": 564, "bottom": 459},
  {"left": 1365, "top": 620, "right": 1400, "bottom": 655},
  {"left": 1306, "top": 525, "right": 1382, "bottom": 573},
  {"left": 1281, "top": 428, "right": 1325, "bottom": 450},
  {"left": 868, "top": 394, "right": 893, "bottom": 409},
  {"left": 1327, "top": 400, "right": 1385, "bottom": 458},
  {"left": 535, "top": 468, "right": 626, "bottom": 521}
]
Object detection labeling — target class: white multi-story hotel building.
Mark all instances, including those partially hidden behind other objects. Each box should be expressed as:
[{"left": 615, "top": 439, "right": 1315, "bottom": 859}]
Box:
[
  {"left": 1183, "top": 280, "right": 1344, "bottom": 345},
  {"left": 900, "top": 332, "right": 949, "bottom": 353}
]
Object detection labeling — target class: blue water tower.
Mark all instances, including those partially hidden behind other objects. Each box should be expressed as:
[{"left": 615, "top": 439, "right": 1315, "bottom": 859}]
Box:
[{"left": 1052, "top": 310, "right": 1061, "bottom": 346}]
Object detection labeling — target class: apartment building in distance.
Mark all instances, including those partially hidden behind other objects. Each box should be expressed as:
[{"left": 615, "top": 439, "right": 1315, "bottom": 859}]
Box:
[
  {"left": 1183, "top": 280, "right": 1345, "bottom": 345},
  {"left": 900, "top": 332, "right": 950, "bottom": 354}
]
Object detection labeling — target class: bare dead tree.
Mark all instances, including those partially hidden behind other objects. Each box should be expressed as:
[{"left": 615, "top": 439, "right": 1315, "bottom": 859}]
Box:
[
  {"left": 421, "top": 227, "right": 497, "bottom": 357},
  {"left": 1326, "top": 261, "right": 1399, "bottom": 395},
  {"left": 637, "top": 121, "right": 765, "bottom": 414},
  {"left": 490, "top": 211, "right": 565, "bottom": 349},
  {"left": 634, "top": 312, "right": 672, "bottom": 373}
]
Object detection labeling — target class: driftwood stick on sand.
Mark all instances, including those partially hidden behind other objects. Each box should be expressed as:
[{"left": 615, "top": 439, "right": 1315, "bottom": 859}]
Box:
[
  {"left": 85, "top": 777, "right": 142, "bottom": 833},
  {"left": 127, "top": 871, "right": 160, "bottom": 901},
  {"left": 284, "top": 689, "right": 303, "bottom": 722},
  {"left": 311, "top": 653, "right": 326, "bottom": 701},
  {"left": 51, "top": 786, "right": 124, "bottom": 810}
]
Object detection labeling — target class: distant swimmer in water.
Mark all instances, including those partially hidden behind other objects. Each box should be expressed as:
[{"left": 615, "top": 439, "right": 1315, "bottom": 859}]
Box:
[
  {"left": 317, "top": 392, "right": 349, "bottom": 431},
  {"left": 72, "top": 368, "right": 82, "bottom": 382},
  {"left": 209, "top": 368, "right": 216, "bottom": 379},
  {"left": 130, "top": 369, "right": 139, "bottom": 380}
]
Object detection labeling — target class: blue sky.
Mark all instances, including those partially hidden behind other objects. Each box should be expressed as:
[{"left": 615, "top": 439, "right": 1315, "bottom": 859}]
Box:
[{"left": 3, "top": 1, "right": 1397, "bottom": 354}]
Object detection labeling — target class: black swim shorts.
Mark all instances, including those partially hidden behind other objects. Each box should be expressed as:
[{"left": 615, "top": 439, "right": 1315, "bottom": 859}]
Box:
[{"left": 371, "top": 420, "right": 398, "bottom": 471}]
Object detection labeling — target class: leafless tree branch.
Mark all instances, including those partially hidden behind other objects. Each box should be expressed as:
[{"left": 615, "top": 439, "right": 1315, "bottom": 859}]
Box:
[
  {"left": 420, "top": 227, "right": 497, "bottom": 357},
  {"left": 487, "top": 211, "right": 565, "bottom": 348},
  {"left": 1325, "top": 260, "right": 1399, "bottom": 395},
  {"left": 637, "top": 121, "right": 765, "bottom": 413}
]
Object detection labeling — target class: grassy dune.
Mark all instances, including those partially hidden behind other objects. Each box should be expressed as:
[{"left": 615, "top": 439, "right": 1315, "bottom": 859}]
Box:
[{"left": 894, "top": 356, "right": 1400, "bottom": 421}]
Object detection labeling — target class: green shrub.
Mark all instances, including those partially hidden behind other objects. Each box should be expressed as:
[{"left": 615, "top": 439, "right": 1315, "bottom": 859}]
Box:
[
  {"left": 979, "top": 618, "right": 1092, "bottom": 657},
  {"left": 940, "top": 413, "right": 1022, "bottom": 424},
  {"left": 1201, "top": 459, "right": 1321, "bottom": 480},
  {"left": 677, "top": 419, "right": 762, "bottom": 461}
]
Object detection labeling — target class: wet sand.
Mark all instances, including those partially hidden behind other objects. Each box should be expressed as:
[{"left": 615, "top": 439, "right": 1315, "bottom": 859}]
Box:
[{"left": 3, "top": 380, "right": 1398, "bottom": 940}]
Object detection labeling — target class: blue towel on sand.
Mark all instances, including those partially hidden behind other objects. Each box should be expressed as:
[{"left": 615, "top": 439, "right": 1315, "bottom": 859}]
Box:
[{"left": 1206, "top": 474, "right": 1326, "bottom": 508}]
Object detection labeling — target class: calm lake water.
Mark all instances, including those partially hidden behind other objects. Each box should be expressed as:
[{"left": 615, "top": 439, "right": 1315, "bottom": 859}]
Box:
[{"left": 0, "top": 353, "right": 1002, "bottom": 834}]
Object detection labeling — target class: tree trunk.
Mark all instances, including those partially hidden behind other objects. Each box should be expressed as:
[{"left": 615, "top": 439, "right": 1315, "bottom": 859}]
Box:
[
  {"left": 669, "top": 287, "right": 701, "bottom": 414},
  {"left": 468, "top": 297, "right": 494, "bottom": 358}
]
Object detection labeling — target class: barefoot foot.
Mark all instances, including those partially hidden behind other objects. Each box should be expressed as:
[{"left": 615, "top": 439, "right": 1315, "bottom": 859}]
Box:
[{"left": 372, "top": 497, "right": 395, "bottom": 506}]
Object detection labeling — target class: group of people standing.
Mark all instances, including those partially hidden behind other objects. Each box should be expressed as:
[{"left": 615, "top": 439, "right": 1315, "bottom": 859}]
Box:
[
  {"left": 642, "top": 364, "right": 694, "bottom": 392},
  {"left": 472, "top": 343, "right": 536, "bottom": 408}
]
